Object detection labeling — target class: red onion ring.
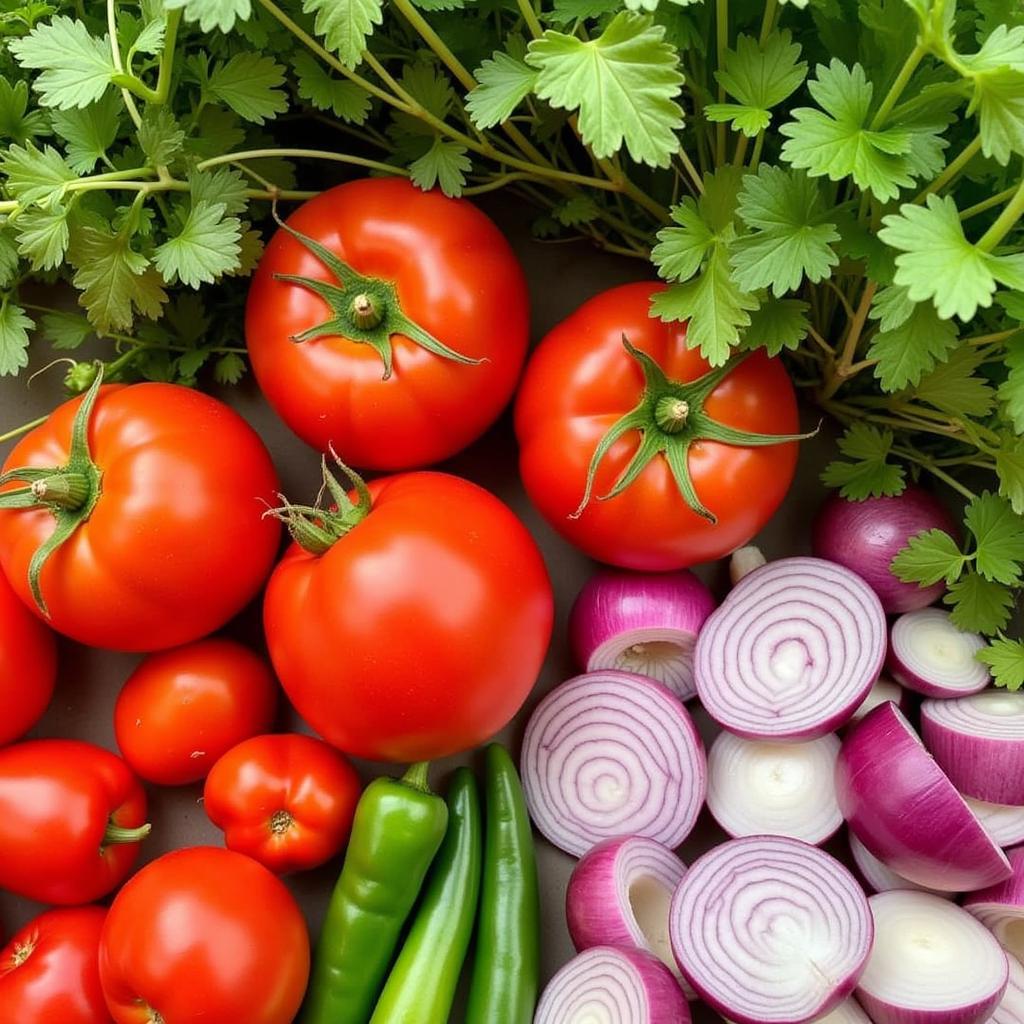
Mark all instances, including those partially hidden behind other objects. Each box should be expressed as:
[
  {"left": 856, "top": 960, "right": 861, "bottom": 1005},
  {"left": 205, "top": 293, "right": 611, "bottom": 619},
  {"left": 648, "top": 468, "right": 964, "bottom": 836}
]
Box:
[
  {"left": 887, "top": 609, "right": 990, "bottom": 698},
  {"left": 520, "top": 671, "right": 706, "bottom": 857},
  {"left": 967, "top": 846, "right": 1024, "bottom": 965},
  {"left": 964, "top": 797, "right": 1024, "bottom": 848},
  {"left": 921, "top": 692, "right": 1024, "bottom": 805},
  {"left": 694, "top": 557, "right": 886, "bottom": 739},
  {"left": 836, "top": 702, "right": 1010, "bottom": 892},
  {"left": 849, "top": 676, "right": 908, "bottom": 725},
  {"left": 848, "top": 832, "right": 951, "bottom": 898},
  {"left": 993, "top": 955, "right": 1024, "bottom": 1024},
  {"left": 669, "top": 835, "right": 873, "bottom": 1024}
]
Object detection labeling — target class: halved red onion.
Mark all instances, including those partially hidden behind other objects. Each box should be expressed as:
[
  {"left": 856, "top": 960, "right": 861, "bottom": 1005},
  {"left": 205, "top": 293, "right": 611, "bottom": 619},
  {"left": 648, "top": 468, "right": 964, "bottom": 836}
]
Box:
[
  {"left": 887, "top": 609, "right": 990, "bottom": 698},
  {"left": 967, "top": 847, "right": 1024, "bottom": 965},
  {"left": 669, "top": 835, "right": 872, "bottom": 1024},
  {"left": 569, "top": 570, "right": 716, "bottom": 701},
  {"left": 730, "top": 545, "right": 767, "bottom": 585},
  {"left": 993, "top": 954, "right": 1024, "bottom": 1024},
  {"left": 705, "top": 731, "right": 841, "bottom": 844},
  {"left": 921, "top": 693, "right": 1024, "bottom": 806},
  {"left": 965, "top": 797, "right": 1024, "bottom": 849},
  {"left": 856, "top": 891, "right": 1009, "bottom": 1024},
  {"left": 727, "top": 1003, "right": 872, "bottom": 1024},
  {"left": 566, "top": 835, "right": 693, "bottom": 997},
  {"left": 836, "top": 702, "right": 1010, "bottom": 891},
  {"left": 520, "top": 671, "right": 706, "bottom": 857},
  {"left": 694, "top": 557, "right": 885, "bottom": 740},
  {"left": 534, "top": 946, "right": 690, "bottom": 1024},
  {"left": 848, "top": 832, "right": 951, "bottom": 898},
  {"left": 849, "top": 677, "right": 908, "bottom": 724}
]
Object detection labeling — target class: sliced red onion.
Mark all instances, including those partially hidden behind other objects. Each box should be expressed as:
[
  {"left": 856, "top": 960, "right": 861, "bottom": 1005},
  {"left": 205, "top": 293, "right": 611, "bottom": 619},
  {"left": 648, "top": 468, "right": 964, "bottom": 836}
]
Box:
[
  {"left": 534, "top": 946, "right": 690, "bottom": 1024},
  {"left": 812, "top": 487, "right": 957, "bottom": 613},
  {"left": 921, "top": 693, "right": 1024, "bottom": 806},
  {"left": 520, "top": 671, "right": 706, "bottom": 857},
  {"left": 669, "top": 835, "right": 873, "bottom": 1024},
  {"left": 694, "top": 557, "right": 886, "bottom": 740},
  {"left": 705, "top": 731, "right": 841, "bottom": 844},
  {"left": 992, "top": 954, "right": 1024, "bottom": 1024},
  {"left": 965, "top": 797, "right": 1024, "bottom": 849},
  {"left": 727, "top": 1003, "right": 873, "bottom": 1024},
  {"left": 849, "top": 677, "right": 908, "bottom": 724},
  {"left": 856, "top": 891, "right": 1009, "bottom": 1024},
  {"left": 967, "top": 847, "right": 1024, "bottom": 965},
  {"left": 569, "top": 570, "right": 716, "bottom": 701},
  {"left": 836, "top": 702, "right": 1010, "bottom": 891},
  {"left": 887, "top": 609, "right": 990, "bottom": 698},
  {"left": 566, "top": 835, "right": 694, "bottom": 997},
  {"left": 730, "top": 545, "right": 767, "bottom": 585},
  {"left": 848, "top": 832, "right": 952, "bottom": 898}
]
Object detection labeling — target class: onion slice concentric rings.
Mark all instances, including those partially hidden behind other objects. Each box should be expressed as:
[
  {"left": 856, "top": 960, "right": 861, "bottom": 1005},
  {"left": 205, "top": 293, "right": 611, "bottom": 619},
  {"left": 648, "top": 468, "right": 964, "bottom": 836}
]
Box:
[
  {"left": 886, "top": 609, "right": 989, "bottom": 698},
  {"left": 849, "top": 676, "right": 907, "bottom": 725},
  {"left": 993, "top": 955, "right": 1024, "bottom": 1024},
  {"left": 964, "top": 797, "right": 1024, "bottom": 849},
  {"left": 848, "top": 832, "right": 951, "bottom": 898},
  {"left": 966, "top": 846, "right": 1024, "bottom": 965}
]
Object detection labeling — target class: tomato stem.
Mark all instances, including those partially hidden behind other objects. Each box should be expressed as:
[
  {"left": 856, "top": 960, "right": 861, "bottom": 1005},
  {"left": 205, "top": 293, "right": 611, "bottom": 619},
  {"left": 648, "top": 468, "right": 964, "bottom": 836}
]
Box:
[
  {"left": 269, "top": 810, "right": 294, "bottom": 835},
  {"left": 351, "top": 293, "right": 383, "bottom": 330},
  {"left": 102, "top": 821, "right": 152, "bottom": 846},
  {"left": 29, "top": 472, "right": 91, "bottom": 510},
  {"left": 654, "top": 396, "right": 690, "bottom": 434}
]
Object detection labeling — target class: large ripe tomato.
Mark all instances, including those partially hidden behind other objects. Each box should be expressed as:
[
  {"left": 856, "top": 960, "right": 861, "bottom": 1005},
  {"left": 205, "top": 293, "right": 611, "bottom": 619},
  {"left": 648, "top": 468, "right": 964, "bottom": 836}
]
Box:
[
  {"left": 515, "top": 282, "right": 801, "bottom": 570},
  {"left": 114, "top": 638, "right": 278, "bottom": 786},
  {"left": 0, "top": 906, "right": 111, "bottom": 1024},
  {"left": 0, "top": 380, "right": 281, "bottom": 651},
  {"left": 264, "top": 470, "right": 553, "bottom": 761},
  {"left": 0, "top": 567, "right": 56, "bottom": 746},
  {"left": 98, "top": 846, "right": 309, "bottom": 1024},
  {"left": 246, "top": 178, "right": 530, "bottom": 469}
]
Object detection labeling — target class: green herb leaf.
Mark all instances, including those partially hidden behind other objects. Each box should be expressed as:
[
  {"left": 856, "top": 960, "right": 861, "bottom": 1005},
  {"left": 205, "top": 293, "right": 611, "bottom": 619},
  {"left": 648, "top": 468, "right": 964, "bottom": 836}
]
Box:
[
  {"left": 409, "top": 137, "right": 471, "bottom": 197},
  {"left": 527, "top": 12, "right": 685, "bottom": 167},
  {"left": 0, "top": 299, "right": 33, "bottom": 376},
  {"left": 467, "top": 51, "right": 538, "bottom": 129},
  {"left": 945, "top": 572, "right": 1015, "bottom": 633},
  {"left": 303, "top": 0, "right": 384, "bottom": 70},
  {"left": 1, "top": 141, "right": 75, "bottom": 204},
  {"left": 293, "top": 52, "right": 370, "bottom": 123},
  {"left": 996, "top": 438, "right": 1024, "bottom": 516},
  {"left": 978, "top": 636, "right": 1024, "bottom": 690},
  {"left": 206, "top": 54, "right": 287, "bottom": 124},
  {"left": 964, "top": 491, "right": 1024, "bottom": 585},
  {"left": 892, "top": 528, "right": 966, "bottom": 586},
  {"left": 554, "top": 194, "right": 601, "bottom": 225},
  {"left": 213, "top": 351, "right": 246, "bottom": 385},
  {"left": 741, "top": 296, "right": 810, "bottom": 355},
  {"left": 154, "top": 201, "right": 242, "bottom": 288},
  {"left": 821, "top": 422, "right": 906, "bottom": 499},
  {"left": 912, "top": 344, "right": 995, "bottom": 418},
  {"left": 1000, "top": 336, "right": 1024, "bottom": 432},
  {"left": 189, "top": 168, "right": 249, "bottom": 215},
  {"left": 867, "top": 299, "right": 959, "bottom": 392},
  {"left": 40, "top": 310, "right": 93, "bottom": 350},
  {"left": 547, "top": 0, "right": 619, "bottom": 24},
  {"left": 163, "top": 0, "right": 252, "bottom": 33},
  {"left": 970, "top": 67, "right": 1024, "bottom": 166},
  {"left": 0, "top": 76, "right": 48, "bottom": 145},
  {"left": 50, "top": 91, "right": 122, "bottom": 173},
  {"left": 15, "top": 204, "right": 70, "bottom": 270},
  {"left": 0, "top": 232, "right": 20, "bottom": 290}
]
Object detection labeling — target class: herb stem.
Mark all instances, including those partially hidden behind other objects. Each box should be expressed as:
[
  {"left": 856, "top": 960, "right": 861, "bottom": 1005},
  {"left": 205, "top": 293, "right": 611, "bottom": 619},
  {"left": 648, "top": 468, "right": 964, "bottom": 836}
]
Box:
[
  {"left": 107, "top": 0, "right": 143, "bottom": 128},
  {"left": 514, "top": 0, "right": 545, "bottom": 40},
  {"left": 977, "top": 177, "right": 1024, "bottom": 252},
  {"left": 759, "top": 0, "right": 778, "bottom": 44},
  {"left": 965, "top": 328, "right": 1023, "bottom": 346},
  {"left": 870, "top": 44, "right": 925, "bottom": 129},
  {"left": 821, "top": 280, "right": 876, "bottom": 400},
  {"left": 917, "top": 135, "right": 982, "bottom": 202},
  {"left": 893, "top": 448, "right": 978, "bottom": 501},
  {"left": 961, "top": 184, "right": 1020, "bottom": 221},
  {"left": 152, "top": 9, "right": 183, "bottom": 106},
  {"left": 198, "top": 148, "right": 408, "bottom": 179},
  {"left": 715, "top": 0, "right": 728, "bottom": 164},
  {"left": 0, "top": 416, "right": 47, "bottom": 445},
  {"left": 748, "top": 130, "right": 765, "bottom": 170}
]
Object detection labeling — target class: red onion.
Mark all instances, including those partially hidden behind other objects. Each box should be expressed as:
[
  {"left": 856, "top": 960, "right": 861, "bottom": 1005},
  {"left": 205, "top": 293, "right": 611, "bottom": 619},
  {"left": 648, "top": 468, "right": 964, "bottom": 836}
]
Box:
[
  {"left": 728, "top": 1002, "right": 873, "bottom": 1024},
  {"left": 965, "top": 797, "right": 1024, "bottom": 849},
  {"left": 534, "top": 946, "right": 690, "bottom": 1024},
  {"left": 848, "top": 832, "right": 951, "bottom": 898},
  {"left": 921, "top": 693, "right": 1024, "bottom": 806},
  {"left": 856, "top": 891, "right": 1009, "bottom": 1024},
  {"left": 812, "top": 488, "right": 957, "bottom": 613},
  {"left": 694, "top": 557, "right": 886, "bottom": 740},
  {"left": 967, "top": 847, "right": 1024, "bottom": 965},
  {"left": 730, "top": 545, "right": 767, "bottom": 585},
  {"left": 566, "top": 835, "right": 692, "bottom": 995},
  {"left": 887, "top": 609, "right": 990, "bottom": 698},
  {"left": 669, "top": 835, "right": 873, "bottom": 1024},
  {"left": 706, "top": 731, "right": 841, "bottom": 844},
  {"left": 836, "top": 702, "right": 1010, "bottom": 891},
  {"left": 520, "top": 671, "right": 706, "bottom": 857},
  {"left": 850, "top": 676, "right": 908, "bottom": 724},
  {"left": 992, "top": 954, "right": 1024, "bottom": 1024},
  {"left": 569, "top": 570, "right": 716, "bottom": 701}
]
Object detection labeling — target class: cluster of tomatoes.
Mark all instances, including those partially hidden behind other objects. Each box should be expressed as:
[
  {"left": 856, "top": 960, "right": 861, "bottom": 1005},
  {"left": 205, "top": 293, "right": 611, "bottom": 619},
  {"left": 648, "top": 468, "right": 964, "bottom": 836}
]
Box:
[{"left": 0, "top": 177, "right": 800, "bottom": 1024}]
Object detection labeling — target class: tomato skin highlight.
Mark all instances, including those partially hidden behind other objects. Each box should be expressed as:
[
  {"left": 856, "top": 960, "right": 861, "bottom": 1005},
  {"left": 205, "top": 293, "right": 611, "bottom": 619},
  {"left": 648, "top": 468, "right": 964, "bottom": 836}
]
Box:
[
  {"left": 246, "top": 178, "right": 530, "bottom": 469},
  {"left": 0, "top": 739, "right": 148, "bottom": 905},
  {"left": 0, "top": 568, "right": 56, "bottom": 746},
  {"left": 264, "top": 472, "right": 554, "bottom": 761},
  {"left": 514, "top": 281, "right": 800, "bottom": 570},
  {"left": 203, "top": 732, "right": 361, "bottom": 874},
  {"left": 0, "top": 906, "right": 112, "bottom": 1024},
  {"left": 0, "top": 383, "right": 281, "bottom": 652},
  {"left": 98, "top": 846, "right": 310, "bottom": 1024}
]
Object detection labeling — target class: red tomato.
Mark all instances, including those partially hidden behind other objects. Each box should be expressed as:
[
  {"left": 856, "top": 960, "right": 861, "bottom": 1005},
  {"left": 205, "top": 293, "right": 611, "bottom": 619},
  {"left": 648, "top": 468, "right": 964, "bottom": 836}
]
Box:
[
  {"left": 264, "top": 471, "right": 554, "bottom": 761},
  {"left": 0, "top": 567, "right": 56, "bottom": 745},
  {"left": 114, "top": 638, "right": 278, "bottom": 786},
  {"left": 515, "top": 282, "right": 800, "bottom": 570},
  {"left": 99, "top": 847, "right": 310, "bottom": 1024},
  {"left": 246, "top": 178, "right": 530, "bottom": 469},
  {"left": 0, "top": 739, "right": 148, "bottom": 904},
  {"left": 0, "top": 382, "right": 281, "bottom": 651},
  {"left": 0, "top": 906, "right": 111, "bottom": 1024},
  {"left": 204, "top": 733, "right": 361, "bottom": 874}
]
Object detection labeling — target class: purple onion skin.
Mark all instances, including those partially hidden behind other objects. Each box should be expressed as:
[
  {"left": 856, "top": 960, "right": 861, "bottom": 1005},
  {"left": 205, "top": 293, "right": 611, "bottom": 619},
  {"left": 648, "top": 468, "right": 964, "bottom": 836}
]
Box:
[
  {"left": 569, "top": 569, "right": 716, "bottom": 665},
  {"left": 836, "top": 703, "right": 1011, "bottom": 892},
  {"left": 856, "top": 983, "right": 1006, "bottom": 1024},
  {"left": 812, "top": 489, "right": 957, "bottom": 613}
]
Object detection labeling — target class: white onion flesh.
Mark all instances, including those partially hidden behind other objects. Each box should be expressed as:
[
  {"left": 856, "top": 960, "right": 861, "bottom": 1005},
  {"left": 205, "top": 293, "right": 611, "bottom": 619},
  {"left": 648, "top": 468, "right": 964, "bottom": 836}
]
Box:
[
  {"left": 966, "top": 797, "right": 1024, "bottom": 849},
  {"left": 887, "top": 609, "right": 990, "bottom": 698},
  {"left": 730, "top": 545, "right": 767, "bottom": 585},
  {"left": 991, "top": 955, "right": 1024, "bottom": 1024},
  {"left": 520, "top": 671, "right": 706, "bottom": 857},
  {"left": 849, "top": 677, "right": 906, "bottom": 724},
  {"left": 967, "top": 848, "right": 1024, "bottom": 966},
  {"left": 922, "top": 693, "right": 1024, "bottom": 806},
  {"left": 534, "top": 946, "right": 690, "bottom": 1024},
  {"left": 694, "top": 557, "right": 886, "bottom": 739},
  {"left": 669, "top": 835, "right": 872, "bottom": 1024},
  {"left": 857, "top": 891, "right": 1009, "bottom": 1024},
  {"left": 848, "top": 832, "right": 952, "bottom": 898},
  {"left": 706, "top": 731, "right": 841, "bottom": 844}
]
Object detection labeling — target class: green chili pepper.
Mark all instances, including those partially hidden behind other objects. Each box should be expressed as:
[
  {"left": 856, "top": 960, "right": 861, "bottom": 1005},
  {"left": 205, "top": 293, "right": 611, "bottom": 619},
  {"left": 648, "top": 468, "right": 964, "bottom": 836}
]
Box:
[
  {"left": 465, "top": 743, "right": 540, "bottom": 1024},
  {"left": 369, "top": 767, "right": 483, "bottom": 1024},
  {"left": 300, "top": 761, "right": 448, "bottom": 1024}
]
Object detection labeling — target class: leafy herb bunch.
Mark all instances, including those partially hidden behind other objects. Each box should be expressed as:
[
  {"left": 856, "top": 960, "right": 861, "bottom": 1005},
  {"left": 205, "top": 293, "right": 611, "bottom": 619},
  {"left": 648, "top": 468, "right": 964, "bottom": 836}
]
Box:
[{"left": 2, "top": 0, "right": 1024, "bottom": 677}]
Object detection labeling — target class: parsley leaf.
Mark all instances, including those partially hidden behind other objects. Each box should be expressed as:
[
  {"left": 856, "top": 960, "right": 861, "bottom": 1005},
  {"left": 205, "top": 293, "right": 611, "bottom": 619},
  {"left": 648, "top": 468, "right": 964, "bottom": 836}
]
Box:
[
  {"left": 945, "top": 572, "right": 1015, "bottom": 633},
  {"left": 214, "top": 352, "right": 247, "bottom": 385},
  {"left": 293, "top": 52, "right": 370, "bottom": 123},
  {"left": 467, "top": 51, "right": 538, "bottom": 129},
  {"left": 409, "top": 137, "right": 471, "bottom": 196},
  {"left": 51, "top": 92, "right": 122, "bottom": 173},
  {"left": 527, "top": 12, "right": 685, "bottom": 167},
  {"left": 964, "top": 491, "right": 1024, "bottom": 585},
  {"left": 996, "top": 438, "right": 1024, "bottom": 516},
  {"left": 40, "top": 310, "right": 93, "bottom": 350},
  {"left": 15, "top": 204, "right": 70, "bottom": 270},
  {"left": 892, "top": 528, "right": 966, "bottom": 586},
  {"left": 189, "top": 168, "right": 249, "bottom": 216},
  {"left": 0, "top": 299, "right": 33, "bottom": 376},
  {"left": 978, "top": 636, "right": 1024, "bottom": 690},
  {"left": 163, "top": 0, "right": 252, "bottom": 33},
  {"left": 912, "top": 344, "right": 995, "bottom": 418},
  {"left": 867, "top": 298, "right": 959, "bottom": 392},
  {"left": 1000, "top": 336, "right": 1024, "bottom": 432},
  {"left": 303, "top": 0, "right": 384, "bottom": 70},
  {"left": 821, "top": 422, "right": 906, "bottom": 499},
  {"left": 154, "top": 201, "right": 242, "bottom": 288},
  {"left": 741, "top": 296, "right": 810, "bottom": 355},
  {"left": 206, "top": 54, "right": 287, "bottom": 125},
  {"left": 970, "top": 67, "right": 1024, "bottom": 166},
  {"left": 0, "top": 77, "right": 48, "bottom": 145},
  {"left": 138, "top": 107, "right": 186, "bottom": 167},
  {"left": 1, "top": 141, "right": 74, "bottom": 204}
]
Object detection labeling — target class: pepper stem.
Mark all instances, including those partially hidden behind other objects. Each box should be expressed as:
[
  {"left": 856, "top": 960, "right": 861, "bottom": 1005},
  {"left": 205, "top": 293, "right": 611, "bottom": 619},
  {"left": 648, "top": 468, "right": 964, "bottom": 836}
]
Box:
[
  {"left": 351, "top": 293, "right": 383, "bottom": 330},
  {"left": 103, "top": 821, "right": 152, "bottom": 846},
  {"left": 401, "top": 761, "right": 432, "bottom": 793}
]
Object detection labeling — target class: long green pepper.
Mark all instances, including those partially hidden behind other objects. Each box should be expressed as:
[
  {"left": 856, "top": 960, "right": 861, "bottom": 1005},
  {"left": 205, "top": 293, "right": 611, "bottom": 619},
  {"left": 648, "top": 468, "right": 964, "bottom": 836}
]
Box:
[
  {"left": 369, "top": 767, "right": 483, "bottom": 1024},
  {"left": 300, "top": 762, "right": 448, "bottom": 1024},
  {"left": 465, "top": 743, "right": 540, "bottom": 1024}
]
